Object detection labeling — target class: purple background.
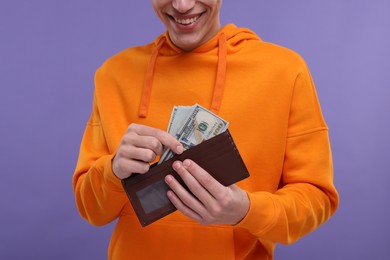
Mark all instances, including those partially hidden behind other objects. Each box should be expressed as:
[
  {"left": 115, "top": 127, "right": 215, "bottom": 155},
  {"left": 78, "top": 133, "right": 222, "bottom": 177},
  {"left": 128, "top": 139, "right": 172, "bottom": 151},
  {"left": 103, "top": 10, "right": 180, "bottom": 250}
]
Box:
[{"left": 1, "top": 1, "right": 389, "bottom": 259}]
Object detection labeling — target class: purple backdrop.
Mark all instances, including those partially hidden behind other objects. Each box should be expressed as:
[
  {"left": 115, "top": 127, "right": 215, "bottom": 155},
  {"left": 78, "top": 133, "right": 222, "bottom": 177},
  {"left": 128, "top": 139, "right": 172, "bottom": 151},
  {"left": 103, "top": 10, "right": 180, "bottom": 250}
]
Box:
[{"left": 1, "top": 1, "right": 389, "bottom": 259}]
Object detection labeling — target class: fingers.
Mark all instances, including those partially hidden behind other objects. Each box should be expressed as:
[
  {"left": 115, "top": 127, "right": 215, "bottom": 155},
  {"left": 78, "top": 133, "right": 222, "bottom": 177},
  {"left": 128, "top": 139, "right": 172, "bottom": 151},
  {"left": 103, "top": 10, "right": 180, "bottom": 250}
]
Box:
[
  {"left": 129, "top": 124, "right": 183, "bottom": 155},
  {"left": 113, "top": 153, "right": 151, "bottom": 177},
  {"left": 166, "top": 159, "right": 250, "bottom": 225},
  {"left": 166, "top": 160, "right": 223, "bottom": 218},
  {"left": 112, "top": 124, "right": 184, "bottom": 179},
  {"left": 120, "top": 133, "right": 162, "bottom": 160},
  {"left": 165, "top": 179, "right": 204, "bottom": 223},
  {"left": 173, "top": 160, "right": 225, "bottom": 200}
]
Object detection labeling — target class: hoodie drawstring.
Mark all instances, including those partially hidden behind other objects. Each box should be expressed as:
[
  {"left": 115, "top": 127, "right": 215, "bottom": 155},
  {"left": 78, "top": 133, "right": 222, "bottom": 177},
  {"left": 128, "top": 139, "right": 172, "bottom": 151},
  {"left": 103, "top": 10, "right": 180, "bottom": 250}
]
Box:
[
  {"left": 138, "top": 33, "right": 228, "bottom": 118},
  {"left": 209, "top": 33, "right": 227, "bottom": 115},
  {"left": 138, "top": 37, "right": 166, "bottom": 118}
]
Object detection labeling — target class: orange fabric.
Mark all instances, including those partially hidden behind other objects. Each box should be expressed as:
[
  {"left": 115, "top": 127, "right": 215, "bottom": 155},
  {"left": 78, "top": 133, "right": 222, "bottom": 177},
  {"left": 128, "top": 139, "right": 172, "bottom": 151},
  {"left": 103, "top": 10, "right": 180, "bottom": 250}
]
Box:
[
  {"left": 73, "top": 24, "right": 339, "bottom": 259},
  {"left": 139, "top": 32, "right": 228, "bottom": 117},
  {"left": 138, "top": 37, "right": 166, "bottom": 118},
  {"left": 210, "top": 33, "right": 227, "bottom": 114}
]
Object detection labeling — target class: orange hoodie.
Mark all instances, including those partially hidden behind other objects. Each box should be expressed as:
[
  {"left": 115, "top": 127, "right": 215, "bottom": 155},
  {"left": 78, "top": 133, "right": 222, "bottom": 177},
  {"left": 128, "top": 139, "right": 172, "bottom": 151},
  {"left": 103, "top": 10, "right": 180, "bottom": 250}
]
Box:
[{"left": 73, "top": 24, "right": 339, "bottom": 259}]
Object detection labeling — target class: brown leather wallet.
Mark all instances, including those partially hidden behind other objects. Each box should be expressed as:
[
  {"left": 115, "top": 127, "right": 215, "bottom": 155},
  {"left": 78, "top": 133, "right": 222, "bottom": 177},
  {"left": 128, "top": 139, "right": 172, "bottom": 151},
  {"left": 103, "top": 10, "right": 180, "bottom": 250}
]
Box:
[{"left": 121, "top": 130, "right": 250, "bottom": 227}]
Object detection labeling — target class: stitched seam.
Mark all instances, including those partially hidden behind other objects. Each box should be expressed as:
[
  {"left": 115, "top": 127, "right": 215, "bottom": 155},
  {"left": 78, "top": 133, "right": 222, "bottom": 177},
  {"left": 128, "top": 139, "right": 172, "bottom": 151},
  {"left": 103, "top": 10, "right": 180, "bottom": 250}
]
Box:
[
  {"left": 87, "top": 120, "right": 102, "bottom": 127},
  {"left": 287, "top": 126, "right": 328, "bottom": 138}
]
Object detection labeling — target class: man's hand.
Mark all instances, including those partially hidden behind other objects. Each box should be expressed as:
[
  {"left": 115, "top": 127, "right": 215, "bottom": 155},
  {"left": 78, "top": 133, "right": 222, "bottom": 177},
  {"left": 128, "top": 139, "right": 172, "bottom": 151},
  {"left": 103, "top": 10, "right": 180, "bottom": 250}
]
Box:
[
  {"left": 165, "top": 159, "right": 250, "bottom": 225},
  {"left": 112, "top": 124, "right": 183, "bottom": 179}
]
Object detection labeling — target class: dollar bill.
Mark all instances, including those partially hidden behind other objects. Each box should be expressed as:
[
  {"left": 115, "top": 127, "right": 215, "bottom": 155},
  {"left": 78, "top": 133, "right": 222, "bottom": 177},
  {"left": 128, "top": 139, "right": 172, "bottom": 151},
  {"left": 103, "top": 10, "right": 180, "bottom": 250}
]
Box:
[
  {"left": 167, "top": 105, "right": 193, "bottom": 136},
  {"left": 158, "top": 104, "right": 228, "bottom": 164}
]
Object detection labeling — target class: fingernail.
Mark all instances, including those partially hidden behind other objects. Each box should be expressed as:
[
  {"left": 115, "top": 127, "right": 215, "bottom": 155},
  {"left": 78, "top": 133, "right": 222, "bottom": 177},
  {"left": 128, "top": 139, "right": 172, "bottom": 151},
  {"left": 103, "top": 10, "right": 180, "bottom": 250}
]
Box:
[
  {"left": 176, "top": 145, "right": 183, "bottom": 154},
  {"left": 172, "top": 161, "right": 181, "bottom": 171},
  {"left": 165, "top": 175, "right": 173, "bottom": 183},
  {"left": 183, "top": 160, "right": 191, "bottom": 168}
]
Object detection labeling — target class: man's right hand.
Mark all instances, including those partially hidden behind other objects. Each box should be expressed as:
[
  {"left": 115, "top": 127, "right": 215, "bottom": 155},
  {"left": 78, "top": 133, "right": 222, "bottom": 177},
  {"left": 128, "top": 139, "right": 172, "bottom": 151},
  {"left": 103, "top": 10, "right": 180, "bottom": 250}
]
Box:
[{"left": 112, "top": 123, "right": 183, "bottom": 179}]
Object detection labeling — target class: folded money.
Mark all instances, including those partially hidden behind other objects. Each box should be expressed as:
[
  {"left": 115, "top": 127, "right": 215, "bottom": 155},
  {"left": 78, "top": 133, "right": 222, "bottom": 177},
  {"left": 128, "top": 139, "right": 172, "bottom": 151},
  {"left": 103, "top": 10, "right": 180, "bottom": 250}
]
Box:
[{"left": 158, "top": 104, "right": 229, "bottom": 164}]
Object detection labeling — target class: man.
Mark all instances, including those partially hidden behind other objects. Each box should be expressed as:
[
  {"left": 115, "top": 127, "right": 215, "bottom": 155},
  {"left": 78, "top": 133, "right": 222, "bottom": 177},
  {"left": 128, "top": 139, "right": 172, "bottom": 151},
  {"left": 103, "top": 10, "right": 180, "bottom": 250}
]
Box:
[{"left": 73, "top": 0, "right": 339, "bottom": 259}]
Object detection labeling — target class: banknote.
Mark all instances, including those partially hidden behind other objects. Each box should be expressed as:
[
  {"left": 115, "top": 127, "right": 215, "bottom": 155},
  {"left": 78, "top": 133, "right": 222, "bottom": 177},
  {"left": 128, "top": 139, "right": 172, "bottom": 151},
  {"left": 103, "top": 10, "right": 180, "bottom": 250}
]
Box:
[
  {"left": 159, "top": 104, "right": 228, "bottom": 164},
  {"left": 167, "top": 105, "right": 193, "bottom": 136}
]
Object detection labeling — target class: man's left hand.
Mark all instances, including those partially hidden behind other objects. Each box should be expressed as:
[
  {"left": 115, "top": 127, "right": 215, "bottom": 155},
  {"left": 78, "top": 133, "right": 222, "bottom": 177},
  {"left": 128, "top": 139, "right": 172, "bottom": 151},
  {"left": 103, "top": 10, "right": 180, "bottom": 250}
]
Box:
[{"left": 165, "top": 159, "right": 250, "bottom": 225}]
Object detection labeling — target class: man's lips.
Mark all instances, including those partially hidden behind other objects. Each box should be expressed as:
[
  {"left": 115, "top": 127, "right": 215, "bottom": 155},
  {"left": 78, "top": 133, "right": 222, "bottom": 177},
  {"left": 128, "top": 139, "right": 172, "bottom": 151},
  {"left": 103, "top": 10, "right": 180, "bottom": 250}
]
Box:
[
  {"left": 174, "top": 15, "right": 200, "bottom": 25},
  {"left": 168, "top": 12, "right": 205, "bottom": 26}
]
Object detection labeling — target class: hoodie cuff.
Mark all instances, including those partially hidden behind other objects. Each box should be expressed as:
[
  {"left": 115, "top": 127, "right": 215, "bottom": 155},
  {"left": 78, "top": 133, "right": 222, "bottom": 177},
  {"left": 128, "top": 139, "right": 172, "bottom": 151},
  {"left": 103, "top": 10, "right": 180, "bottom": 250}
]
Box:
[
  {"left": 101, "top": 154, "right": 124, "bottom": 191},
  {"left": 235, "top": 192, "right": 278, "bottom": 236}
]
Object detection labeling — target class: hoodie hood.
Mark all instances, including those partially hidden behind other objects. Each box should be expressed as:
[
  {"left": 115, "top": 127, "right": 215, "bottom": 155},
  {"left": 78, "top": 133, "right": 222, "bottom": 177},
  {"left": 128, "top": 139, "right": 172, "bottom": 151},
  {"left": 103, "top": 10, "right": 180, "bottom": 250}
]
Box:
[{"left": 138, "top": 24, "right": 261, "bottom": 118}]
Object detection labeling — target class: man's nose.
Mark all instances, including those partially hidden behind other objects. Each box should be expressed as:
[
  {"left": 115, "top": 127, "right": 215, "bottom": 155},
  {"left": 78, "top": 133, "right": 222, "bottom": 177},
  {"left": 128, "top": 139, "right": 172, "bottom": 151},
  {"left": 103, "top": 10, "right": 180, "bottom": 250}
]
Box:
[{"left": 172, "top": 0, "right": 196, "bottom": 13}]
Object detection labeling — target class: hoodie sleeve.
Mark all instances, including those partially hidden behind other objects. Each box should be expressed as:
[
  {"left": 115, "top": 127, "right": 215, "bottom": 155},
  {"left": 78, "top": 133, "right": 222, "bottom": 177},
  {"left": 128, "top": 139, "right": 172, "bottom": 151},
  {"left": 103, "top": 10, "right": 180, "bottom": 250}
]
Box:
[
  {"left": 72, "top": 90, "right": 128, "bottom": 226},
  {"left": 236, "top": 58, "right": 339, "bottom": 244}
]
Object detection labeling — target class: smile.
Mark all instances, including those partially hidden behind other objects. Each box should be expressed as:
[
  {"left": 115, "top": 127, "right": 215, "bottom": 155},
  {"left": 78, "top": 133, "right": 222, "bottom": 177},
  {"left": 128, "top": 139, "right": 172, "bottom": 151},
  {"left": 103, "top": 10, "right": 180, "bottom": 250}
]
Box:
[{"left": 171, "top": 13, "right": 204, "bottom": 25}]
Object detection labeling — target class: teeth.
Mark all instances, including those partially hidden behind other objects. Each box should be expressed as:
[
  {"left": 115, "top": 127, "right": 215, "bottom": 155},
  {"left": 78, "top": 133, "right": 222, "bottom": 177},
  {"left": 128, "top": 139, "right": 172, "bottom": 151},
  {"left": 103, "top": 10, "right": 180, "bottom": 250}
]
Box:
[{"left": 174, "top": 15, "right": 199, "bottom": 25}]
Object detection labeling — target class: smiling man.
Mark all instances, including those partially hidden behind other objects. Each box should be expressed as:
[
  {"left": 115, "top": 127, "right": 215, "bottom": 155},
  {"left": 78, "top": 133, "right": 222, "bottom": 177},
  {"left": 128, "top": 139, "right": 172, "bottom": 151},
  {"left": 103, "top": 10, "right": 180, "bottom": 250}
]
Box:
[
  {"left": 73, "top": 1, "right": 339, "bottom": 259},
  {"left": 152, "top": 0, "right": 222, "bottom": 51}
]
